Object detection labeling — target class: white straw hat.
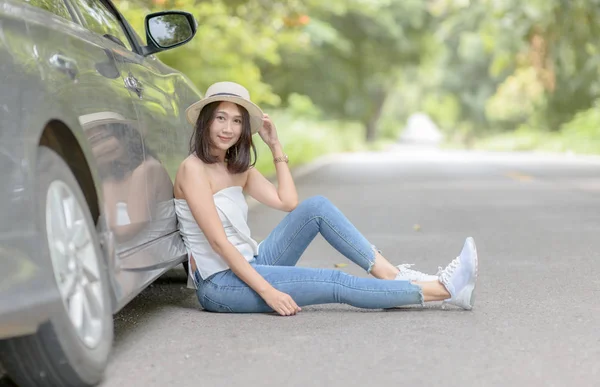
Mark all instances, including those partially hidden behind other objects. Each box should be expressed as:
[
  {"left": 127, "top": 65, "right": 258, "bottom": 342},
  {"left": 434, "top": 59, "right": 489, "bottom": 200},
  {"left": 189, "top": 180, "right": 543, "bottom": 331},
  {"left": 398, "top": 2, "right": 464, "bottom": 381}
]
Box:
[{"left": 185, "top": 82, "right": 264, "bottom": 134}]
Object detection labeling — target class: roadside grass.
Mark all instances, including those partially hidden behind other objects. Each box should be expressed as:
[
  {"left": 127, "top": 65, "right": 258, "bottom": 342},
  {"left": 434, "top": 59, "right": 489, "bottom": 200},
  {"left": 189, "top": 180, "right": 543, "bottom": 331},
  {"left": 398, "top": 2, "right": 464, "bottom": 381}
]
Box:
[{"left": 471, "top": 127, "right": 600, "bottom": 155}]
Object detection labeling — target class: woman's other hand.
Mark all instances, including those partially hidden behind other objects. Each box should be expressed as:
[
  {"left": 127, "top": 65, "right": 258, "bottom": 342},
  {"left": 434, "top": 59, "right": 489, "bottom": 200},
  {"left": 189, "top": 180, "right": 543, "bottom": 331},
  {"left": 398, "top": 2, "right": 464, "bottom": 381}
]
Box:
[
  {"left": 258, "top": 113, "right": 280, "bottom": 147},
  {"left": 262, "top": 288, "right": 301, "bottom": 316}
]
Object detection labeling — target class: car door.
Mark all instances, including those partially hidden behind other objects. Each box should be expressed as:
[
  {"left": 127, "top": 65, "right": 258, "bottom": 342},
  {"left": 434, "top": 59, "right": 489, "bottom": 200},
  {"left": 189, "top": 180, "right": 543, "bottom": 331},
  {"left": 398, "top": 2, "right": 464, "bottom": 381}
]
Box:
[
  {"left": 23, "top": 0, "right": 155, "bottom": 256},
  {"left": 106, "top": 8, "right": 202, "bottom": 259},
  {"left": 72, "top": 0, "right": 192, "bottom": 269},
  {"left": 119, "top": 57, "right": 181, "bottom": 238}
]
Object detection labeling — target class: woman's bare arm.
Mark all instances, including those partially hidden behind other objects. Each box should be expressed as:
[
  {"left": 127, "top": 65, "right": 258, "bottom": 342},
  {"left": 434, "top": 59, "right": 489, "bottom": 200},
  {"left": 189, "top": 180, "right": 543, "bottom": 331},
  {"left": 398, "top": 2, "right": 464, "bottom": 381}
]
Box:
[
  {"left": 245, "top": 114, "right": 298, "bottom": 211},
  {"left": 244, "top": 161, "right": 298, "bottom": 212}
]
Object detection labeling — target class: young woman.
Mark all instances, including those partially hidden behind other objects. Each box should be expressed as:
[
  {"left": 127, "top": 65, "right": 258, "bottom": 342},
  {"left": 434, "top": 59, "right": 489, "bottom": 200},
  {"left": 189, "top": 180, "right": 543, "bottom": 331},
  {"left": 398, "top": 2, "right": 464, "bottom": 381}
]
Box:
[{"left": 174, "top": 82, "right": 478, "bottom": 316}]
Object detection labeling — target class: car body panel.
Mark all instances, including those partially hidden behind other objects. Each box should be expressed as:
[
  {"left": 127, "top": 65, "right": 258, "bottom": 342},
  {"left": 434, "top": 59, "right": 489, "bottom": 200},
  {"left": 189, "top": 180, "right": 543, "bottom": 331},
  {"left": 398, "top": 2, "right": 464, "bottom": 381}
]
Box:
[
  {"left": 0, "top": 0, "right": 201, "bottom": 338},
  {"left": 124, "top": 52, "right": 200, "bottom": 261},
  {"left": 0, "top": 1, "right": 75, "bottom": 338}
]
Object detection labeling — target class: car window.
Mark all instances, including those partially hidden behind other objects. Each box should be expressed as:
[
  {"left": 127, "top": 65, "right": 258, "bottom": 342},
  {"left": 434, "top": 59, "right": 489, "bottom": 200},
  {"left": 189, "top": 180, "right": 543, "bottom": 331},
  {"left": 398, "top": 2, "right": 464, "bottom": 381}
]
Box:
[
  {"left": 23, "top": 0, "right": 71, "bottom": 19},
  {"left": 69, "top": 0, "right": 133, "bottom": 50}
]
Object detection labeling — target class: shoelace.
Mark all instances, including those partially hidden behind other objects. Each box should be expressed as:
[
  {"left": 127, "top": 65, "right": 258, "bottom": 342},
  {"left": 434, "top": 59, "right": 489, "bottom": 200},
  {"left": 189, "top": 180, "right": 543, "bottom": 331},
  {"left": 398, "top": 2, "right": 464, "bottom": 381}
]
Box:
[
  {"left": 397, "top": 264, "right": 437, "bottom": 281},
  {"left": 438, "top": 256, "right": 461, "bottom": 308},
  {"left": 439, "top": 256, "right": 460, "bottom": 282}
]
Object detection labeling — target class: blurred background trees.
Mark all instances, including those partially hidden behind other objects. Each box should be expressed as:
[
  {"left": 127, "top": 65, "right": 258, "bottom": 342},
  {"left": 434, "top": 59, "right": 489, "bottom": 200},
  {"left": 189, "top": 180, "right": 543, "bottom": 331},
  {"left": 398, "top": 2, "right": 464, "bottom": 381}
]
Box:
[{"left": 115, "top": 0, "right": 600, "bottom": 156}]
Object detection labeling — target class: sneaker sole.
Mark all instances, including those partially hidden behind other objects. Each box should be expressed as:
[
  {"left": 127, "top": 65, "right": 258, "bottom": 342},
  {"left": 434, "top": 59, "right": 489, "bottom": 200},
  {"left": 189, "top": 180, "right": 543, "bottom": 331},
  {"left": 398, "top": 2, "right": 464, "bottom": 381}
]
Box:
[
  {"left": 463, "top": 237, "right": 478, "bottom": 309},
  {"left": 471, "top": 237, "right": 478, "bottom": 308},
  {"left": 444, "top": 237, "right": 478, "bottom": 310}
]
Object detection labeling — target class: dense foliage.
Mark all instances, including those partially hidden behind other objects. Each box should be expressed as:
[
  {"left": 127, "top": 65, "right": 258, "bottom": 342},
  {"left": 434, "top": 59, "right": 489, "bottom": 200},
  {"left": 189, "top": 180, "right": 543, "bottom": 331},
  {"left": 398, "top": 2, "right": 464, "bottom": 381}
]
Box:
[{"left": 115, "top": 0, "right": 600, "bottom": 150}]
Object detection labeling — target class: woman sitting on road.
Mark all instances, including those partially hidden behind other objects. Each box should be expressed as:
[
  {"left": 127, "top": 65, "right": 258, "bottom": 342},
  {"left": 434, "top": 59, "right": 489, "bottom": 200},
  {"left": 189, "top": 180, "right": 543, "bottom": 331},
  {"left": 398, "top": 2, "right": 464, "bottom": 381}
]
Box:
[{"left": 173, "top": 81, "right": 478, "bottom": 316}]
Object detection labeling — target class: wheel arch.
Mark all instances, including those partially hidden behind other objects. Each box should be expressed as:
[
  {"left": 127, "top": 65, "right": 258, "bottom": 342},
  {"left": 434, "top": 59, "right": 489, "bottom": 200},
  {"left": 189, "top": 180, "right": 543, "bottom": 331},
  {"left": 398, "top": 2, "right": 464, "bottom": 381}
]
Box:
[
  {"left": 38, "top": 119, "right": 100, "bottom": 224},
  {"left": 36, "top": 119, "right": 119, "bottom": 312}
]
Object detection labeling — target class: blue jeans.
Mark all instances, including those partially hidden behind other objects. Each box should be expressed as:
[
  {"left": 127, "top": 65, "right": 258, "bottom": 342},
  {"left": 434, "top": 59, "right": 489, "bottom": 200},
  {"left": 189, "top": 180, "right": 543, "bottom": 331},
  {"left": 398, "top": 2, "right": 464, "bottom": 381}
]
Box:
[{"left": 194, "top": 196, "right": 423, "bottom": 313}]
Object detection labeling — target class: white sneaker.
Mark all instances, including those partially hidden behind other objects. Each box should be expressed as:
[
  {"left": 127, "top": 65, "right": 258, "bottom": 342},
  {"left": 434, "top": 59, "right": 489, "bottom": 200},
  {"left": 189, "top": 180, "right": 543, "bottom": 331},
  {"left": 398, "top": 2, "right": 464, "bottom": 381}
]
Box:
[
  {"left": 438, "top": 237, "right": 478, "bottom": 310},
  {"left": 394, "top": 264, "right": 439, "bottom": 282}
]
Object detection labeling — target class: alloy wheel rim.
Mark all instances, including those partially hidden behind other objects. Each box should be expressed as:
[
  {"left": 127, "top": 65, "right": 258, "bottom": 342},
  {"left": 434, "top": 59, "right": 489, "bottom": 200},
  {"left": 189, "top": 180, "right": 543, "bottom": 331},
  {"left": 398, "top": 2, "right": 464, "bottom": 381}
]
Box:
[{"left": 46, "top": 180, "right": 104, "bottom": 349}]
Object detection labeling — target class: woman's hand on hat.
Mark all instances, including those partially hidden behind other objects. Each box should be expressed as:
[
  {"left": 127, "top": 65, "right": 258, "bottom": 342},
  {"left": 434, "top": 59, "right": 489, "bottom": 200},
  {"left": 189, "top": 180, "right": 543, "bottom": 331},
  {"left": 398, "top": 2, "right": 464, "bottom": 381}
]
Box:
[{"left": 258, "top": 113, "right": 280, "bottom": 148}]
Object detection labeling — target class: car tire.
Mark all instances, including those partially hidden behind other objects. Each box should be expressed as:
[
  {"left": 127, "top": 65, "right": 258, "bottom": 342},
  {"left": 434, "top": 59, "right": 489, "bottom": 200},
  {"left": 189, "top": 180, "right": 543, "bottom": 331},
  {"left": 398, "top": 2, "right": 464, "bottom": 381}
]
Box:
[{"left": 0, "top": 146, "right": 113, "bottom": 387}]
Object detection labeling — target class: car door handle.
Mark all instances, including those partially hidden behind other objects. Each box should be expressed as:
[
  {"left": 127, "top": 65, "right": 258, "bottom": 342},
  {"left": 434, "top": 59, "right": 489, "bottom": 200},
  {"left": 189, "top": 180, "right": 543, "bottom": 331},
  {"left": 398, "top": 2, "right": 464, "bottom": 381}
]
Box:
[
  {"left": 124, "top": 74, "right": 143, "bottom": 98},
  {"left": 49, "top": 54, "right": 79, "bottom": 80}
]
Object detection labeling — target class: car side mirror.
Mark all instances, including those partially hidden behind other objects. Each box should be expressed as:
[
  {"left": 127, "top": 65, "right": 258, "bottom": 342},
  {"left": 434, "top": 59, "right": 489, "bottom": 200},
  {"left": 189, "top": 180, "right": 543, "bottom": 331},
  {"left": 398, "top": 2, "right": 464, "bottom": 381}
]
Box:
[{"left": 142, "top": 11, "right": 197, "bottom": 56}]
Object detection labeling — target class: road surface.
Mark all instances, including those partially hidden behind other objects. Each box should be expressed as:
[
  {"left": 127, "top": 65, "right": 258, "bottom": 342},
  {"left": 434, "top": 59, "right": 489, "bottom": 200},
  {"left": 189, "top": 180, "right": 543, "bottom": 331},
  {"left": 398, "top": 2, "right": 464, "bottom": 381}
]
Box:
[{"left": 5, "top": 145, "right": 600, "bottom": 386}]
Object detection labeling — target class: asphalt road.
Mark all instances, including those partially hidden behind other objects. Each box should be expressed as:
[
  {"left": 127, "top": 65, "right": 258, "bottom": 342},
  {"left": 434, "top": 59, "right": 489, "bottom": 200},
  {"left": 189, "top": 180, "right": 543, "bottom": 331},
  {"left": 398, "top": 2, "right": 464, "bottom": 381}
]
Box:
[{"left": 5, "top": 145, "right": 600, "bottom": 386}]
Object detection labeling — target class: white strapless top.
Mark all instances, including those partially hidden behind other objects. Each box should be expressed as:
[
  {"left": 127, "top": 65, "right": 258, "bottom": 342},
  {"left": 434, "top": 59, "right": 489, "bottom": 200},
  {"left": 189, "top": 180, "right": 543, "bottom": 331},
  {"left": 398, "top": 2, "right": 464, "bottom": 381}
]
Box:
[{"left": 174, "top": 186, "right": 259, "bottom": 288}]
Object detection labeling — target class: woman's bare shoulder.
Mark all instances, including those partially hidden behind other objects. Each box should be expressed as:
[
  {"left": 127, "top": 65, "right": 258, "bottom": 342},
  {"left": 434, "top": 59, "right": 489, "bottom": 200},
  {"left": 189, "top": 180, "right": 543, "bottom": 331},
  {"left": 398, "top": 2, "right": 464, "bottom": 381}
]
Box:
[
  {"left": 178, "top": 154, "right": 206, "bottom": 174},
  {"left": 174, "top": 155, "right": 208, "bottom": 198}
]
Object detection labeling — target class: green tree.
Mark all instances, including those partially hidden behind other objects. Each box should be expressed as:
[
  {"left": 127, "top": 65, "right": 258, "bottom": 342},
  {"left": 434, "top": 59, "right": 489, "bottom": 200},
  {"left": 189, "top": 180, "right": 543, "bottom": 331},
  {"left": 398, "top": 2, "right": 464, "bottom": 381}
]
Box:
[
  {"left": 115, "top": 0, "right": 307, "bottom": 105},
  {"left": 114, "top": 0, "right": 600, "bottom": 146},
  {"left": 262, "top": 0, "right": 431, "bottom": 141},
  {"left": 486, "top": 0, "right": 600, "bottom": 130},
  {"left": 426, "top": 0, "right": 600, "bottom": 133}
]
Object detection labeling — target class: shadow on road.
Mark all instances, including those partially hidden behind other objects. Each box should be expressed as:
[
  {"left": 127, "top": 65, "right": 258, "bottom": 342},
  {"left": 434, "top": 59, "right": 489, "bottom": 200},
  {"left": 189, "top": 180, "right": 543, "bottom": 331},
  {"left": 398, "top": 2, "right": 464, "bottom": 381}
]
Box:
[
  {"left": 0, "top": 268, "right": 195, "bottom": 386},
  {"left": 112, "top": 267, "right": 197, "bottom": 345},
  {"left": 0, "top": 376, "right": 16, "bottom": 387}
]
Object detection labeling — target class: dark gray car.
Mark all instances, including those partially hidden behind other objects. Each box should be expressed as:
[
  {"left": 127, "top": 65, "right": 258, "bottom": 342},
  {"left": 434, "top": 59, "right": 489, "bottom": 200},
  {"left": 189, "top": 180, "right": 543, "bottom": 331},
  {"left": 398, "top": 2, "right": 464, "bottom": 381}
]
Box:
[{"left": 0, "top": 0, "right": 201, "bottom": 385}]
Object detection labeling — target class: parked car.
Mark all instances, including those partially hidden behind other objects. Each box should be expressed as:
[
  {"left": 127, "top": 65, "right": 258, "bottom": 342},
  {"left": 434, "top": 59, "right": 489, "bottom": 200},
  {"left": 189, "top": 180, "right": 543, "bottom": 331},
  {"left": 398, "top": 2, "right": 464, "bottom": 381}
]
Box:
[{"left": 0, "top": 0, "right": 202, "bottom": 385}]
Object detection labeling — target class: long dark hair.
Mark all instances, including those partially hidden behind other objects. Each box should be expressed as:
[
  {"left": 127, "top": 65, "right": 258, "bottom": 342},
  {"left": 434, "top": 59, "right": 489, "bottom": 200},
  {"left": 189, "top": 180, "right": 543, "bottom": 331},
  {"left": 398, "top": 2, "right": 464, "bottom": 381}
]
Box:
[
  {"left": 189, "top": 101, "right": 257, "bottom": 174},
  {"left": 94, "top": 122, "right": 157, "bottom": 180}
]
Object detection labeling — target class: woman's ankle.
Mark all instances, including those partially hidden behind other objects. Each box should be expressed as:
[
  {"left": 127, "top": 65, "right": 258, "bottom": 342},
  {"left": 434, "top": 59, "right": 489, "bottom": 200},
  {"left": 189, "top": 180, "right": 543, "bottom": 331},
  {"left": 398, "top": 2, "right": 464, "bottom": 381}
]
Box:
[
  {"left": 370, "top": 253, "right": 400, "bottom": 280},
  {"left": 418, "top": 281, "right": 451, "bottom": 302}
]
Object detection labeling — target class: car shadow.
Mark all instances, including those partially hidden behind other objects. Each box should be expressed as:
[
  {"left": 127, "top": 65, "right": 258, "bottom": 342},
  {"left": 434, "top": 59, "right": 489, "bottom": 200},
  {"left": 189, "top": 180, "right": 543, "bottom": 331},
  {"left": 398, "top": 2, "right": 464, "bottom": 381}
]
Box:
[
  {"left": 112, "top": 267, "right": 199, "bottom": 346},
  {"left": 0, "top": 376, "right": 16, "bottom": 386}
]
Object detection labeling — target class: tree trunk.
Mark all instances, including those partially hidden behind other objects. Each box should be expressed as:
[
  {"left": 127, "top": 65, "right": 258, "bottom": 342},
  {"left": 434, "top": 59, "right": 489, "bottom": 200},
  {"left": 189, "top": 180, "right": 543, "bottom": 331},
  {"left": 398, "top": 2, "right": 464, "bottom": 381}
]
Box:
[
  {"left": 365, "top": 120, "right": 377, "bottom": 142},
  {"left": 364, "top": 88, "right": 388, "bottom": 142}
]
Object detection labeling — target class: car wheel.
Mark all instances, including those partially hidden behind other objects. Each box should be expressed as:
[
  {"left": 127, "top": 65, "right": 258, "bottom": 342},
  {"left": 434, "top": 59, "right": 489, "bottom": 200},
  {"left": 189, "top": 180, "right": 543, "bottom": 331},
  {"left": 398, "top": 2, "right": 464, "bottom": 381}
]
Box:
[{"left": 0, "top": 146, "right": 113, "bottom": 387}]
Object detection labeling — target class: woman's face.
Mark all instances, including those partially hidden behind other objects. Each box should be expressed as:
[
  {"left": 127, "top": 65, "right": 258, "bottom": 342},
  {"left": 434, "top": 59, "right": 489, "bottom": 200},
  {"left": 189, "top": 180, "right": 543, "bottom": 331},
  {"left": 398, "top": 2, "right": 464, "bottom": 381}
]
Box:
[{"left": 209, "top": 101, "right": 243, "bottom": 153}]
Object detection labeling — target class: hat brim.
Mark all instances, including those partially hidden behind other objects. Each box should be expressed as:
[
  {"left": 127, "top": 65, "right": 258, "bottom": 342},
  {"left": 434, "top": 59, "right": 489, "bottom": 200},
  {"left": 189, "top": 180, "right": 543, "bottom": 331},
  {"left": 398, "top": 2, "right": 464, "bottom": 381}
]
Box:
[
  {"left": 185, "top": 95, "right": 264, "bottom": 134},
  {"left": 78, "top": 111, "right": 138, "bottom": 131}
]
